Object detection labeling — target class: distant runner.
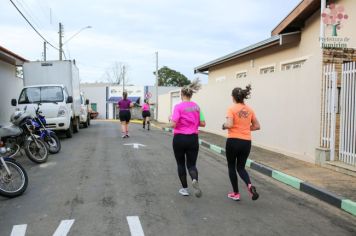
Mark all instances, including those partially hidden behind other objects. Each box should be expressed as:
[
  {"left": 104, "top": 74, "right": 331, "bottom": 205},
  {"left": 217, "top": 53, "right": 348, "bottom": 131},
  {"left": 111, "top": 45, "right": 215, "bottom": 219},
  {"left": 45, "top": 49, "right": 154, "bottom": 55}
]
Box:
[
  {"left": 117, "top": 91, "right": 133, "bottom": 138},
  {"left": 142, "top": 99, "right": 151, "bottom": 130},
  {"left": 222, "top": 85, "right": 260, "bottom": 201},
  {"left": 169, "top": 79, "right": 205, "bottom": 198}
]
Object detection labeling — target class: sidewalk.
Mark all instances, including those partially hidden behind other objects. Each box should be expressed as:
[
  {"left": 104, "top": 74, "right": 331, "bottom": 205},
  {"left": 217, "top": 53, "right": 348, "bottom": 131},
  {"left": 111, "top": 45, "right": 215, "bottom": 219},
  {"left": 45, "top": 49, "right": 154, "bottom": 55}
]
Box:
[{"left": 152, "top": 121, "right": 356, "bottom": 217}]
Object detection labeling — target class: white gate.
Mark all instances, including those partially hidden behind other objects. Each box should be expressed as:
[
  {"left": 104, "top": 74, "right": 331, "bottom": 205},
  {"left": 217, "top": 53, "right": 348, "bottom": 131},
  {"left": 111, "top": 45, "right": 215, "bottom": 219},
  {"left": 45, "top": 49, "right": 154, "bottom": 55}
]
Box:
[
  {"left": 339, "top": 62, "right": 356, "bottom": 166},
  {"left": 320, "top": 64, "right": 337, "bottom": 161}
]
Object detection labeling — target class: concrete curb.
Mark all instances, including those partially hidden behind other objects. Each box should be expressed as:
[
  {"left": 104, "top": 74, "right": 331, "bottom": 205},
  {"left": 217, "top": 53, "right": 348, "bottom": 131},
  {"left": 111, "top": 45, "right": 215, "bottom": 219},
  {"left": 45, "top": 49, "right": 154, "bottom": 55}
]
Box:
[{"left": 160, "top": 127, "right": 356, "bottom": 217}]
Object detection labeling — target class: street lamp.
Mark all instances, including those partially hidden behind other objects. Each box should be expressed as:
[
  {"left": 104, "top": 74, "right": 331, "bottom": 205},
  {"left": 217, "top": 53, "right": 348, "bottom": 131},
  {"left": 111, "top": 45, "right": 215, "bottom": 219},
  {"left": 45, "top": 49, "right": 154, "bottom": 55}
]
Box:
[{"left": 59, "top": 24, "right": 92, "bottom": 60}]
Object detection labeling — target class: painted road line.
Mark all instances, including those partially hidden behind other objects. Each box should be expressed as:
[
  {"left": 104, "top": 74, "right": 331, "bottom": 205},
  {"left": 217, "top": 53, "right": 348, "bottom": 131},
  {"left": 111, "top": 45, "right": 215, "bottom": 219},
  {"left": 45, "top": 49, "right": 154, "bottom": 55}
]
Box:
[
  {"left": 341, "top": 199, "right": 356, "bottom": 216},
  {"left": 124, "top": 143, "right": 146, "bottom": 149},
  {"left": 10, "top": 224, "right": 27, "bottom": 236},
  {"left": 127, "top": 216, "right": 145, "bottom": 236},
  {"left": 300, "top": 182, "right": 343, "bottom": 208},
  {"left": 272, "top": 170, "right": 303, "bottom": 190},
  {"left": 52, "top": 219, "right": 75, "bottom": 236}
]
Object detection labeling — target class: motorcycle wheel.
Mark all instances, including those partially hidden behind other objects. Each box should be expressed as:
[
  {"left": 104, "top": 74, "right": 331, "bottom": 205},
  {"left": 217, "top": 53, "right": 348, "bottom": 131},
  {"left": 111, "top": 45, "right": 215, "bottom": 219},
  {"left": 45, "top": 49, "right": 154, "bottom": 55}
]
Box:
[
  {"left": 0, "top": 158, "right": 28, "bottom": 198},
  {"left": 24, "top": 138, "right": 48, "bottom": 163},
  {"left": 45, "top": 133, "right": 61, "bottom": 154}
]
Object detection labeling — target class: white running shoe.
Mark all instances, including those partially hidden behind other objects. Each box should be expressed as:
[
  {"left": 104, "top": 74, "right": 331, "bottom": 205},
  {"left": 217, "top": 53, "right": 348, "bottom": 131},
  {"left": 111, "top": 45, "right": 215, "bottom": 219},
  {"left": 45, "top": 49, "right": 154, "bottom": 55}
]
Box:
[
  {"left": 192, "top": 179, "right": 202, "bottom": 198},
  {"left": 179, "top": 188, "right": 189, "bottom": 196}
]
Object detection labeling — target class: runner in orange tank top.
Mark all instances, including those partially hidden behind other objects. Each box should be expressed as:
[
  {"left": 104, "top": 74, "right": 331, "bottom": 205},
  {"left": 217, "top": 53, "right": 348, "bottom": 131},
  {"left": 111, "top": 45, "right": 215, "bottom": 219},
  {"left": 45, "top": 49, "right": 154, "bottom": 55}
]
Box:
[{"left": 222, "top": 85, "right": 261, "bottom": 201}]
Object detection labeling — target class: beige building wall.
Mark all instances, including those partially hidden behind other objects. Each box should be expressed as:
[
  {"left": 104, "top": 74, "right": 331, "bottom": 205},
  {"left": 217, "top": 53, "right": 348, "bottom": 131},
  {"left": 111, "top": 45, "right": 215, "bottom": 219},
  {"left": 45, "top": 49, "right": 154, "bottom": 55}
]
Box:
[
  {"left": 158, "top": 93, "right": 171, "bottom": 123},
  {"left": 0, "top": 61, "right": 23, "bottom": 123},
  {"left": 196, "top": 10, "right": 323, "bottom": 163}
]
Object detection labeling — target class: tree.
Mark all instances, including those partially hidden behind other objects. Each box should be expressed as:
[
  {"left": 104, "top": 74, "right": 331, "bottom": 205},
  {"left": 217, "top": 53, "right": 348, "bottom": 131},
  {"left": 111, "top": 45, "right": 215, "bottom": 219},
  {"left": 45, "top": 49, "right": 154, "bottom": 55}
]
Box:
[
  {"left": 105, "top": 61, "right": 129, "bottom": 85},
  {"left": 322, "top": 3, "right": 348, "bottom": 37},
  {"left": 155, "top": 66, "right": 190, "bottom": 87}
]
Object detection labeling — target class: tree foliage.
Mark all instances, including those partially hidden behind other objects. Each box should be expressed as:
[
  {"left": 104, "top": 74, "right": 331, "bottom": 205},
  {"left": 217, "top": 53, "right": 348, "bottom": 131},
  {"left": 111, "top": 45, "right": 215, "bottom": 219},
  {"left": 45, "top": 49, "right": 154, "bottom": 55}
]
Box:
[{"left": 155, "top": 66, "right": 190, "bottom": 87}]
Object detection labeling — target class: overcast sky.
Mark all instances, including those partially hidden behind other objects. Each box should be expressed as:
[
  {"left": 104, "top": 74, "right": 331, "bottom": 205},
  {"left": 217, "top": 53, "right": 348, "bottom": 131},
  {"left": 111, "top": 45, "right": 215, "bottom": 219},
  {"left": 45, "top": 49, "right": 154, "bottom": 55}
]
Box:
[{"left": 1, "top": 0, "right": 300, "bottom": 85}]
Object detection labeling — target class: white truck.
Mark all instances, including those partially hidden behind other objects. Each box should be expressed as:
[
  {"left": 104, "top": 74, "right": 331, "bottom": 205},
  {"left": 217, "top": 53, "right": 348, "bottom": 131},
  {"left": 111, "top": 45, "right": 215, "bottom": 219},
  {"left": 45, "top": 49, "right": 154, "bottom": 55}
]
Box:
[{"left": 12, "top": 60, "right": 90, "bottom": 138}]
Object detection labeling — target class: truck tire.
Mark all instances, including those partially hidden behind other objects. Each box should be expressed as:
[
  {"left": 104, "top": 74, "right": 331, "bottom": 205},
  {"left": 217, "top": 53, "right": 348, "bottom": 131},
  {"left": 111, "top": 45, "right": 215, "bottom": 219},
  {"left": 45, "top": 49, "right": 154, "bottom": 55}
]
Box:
[
  {"left": 66, "top": 120, "right": 73, "bottom": 138},
  {"left": 83, "top": 117, "right": 89, "bottom": 128},
  {"left": 73, "top": 117, "right": 80, "bottom": 133}
]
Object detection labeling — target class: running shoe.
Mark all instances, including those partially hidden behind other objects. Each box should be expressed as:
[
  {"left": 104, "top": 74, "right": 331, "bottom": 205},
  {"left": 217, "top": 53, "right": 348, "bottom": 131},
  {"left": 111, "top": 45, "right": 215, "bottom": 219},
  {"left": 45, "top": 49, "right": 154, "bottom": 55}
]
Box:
[
  {"left": 125, "top": 133, "right": 130, "bottom": 138},
  {"left": 192, "top": 179, "right": 202, "bottom": 198},
  {"left": 227, "top": 192, "right": 240, "bottom": 201},
  {"left": 179, "top": 188, "right": 189, "bottom": 196},
  {"left": 122, "top": 133, "right": 126, "bottom": 138},
  {"left": 248, "top": 184, "right": 259, "bottom": 201}
]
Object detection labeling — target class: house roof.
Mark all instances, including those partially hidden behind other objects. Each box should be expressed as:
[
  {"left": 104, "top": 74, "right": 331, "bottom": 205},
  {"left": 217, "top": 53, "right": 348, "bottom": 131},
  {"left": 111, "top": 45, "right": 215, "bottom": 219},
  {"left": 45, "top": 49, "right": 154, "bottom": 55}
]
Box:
[
  {"left": 271, "top": 0, "right": 320, "bottom": 36},
  {"left": 0, "top": 45, "right": 28, "bottom": 65},
  {"left": 194, "top": 32, "right": 301, "bottom": 73}
]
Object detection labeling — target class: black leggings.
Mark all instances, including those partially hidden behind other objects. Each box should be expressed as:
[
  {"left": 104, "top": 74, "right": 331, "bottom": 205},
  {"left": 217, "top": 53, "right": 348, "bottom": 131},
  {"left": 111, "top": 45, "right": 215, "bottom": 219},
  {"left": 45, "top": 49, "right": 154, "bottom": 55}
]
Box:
[
  {"left": 225, "top": 138, "right": 252, "bottom": 193},
  {"left": 173, "top": 134, "right": 199, "bottom": 188}
]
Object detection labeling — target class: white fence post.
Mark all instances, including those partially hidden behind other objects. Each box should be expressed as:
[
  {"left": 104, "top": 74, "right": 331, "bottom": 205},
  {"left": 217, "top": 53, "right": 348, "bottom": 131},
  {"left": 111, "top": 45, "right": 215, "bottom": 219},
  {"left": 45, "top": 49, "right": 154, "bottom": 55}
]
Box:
[
  {"left": 321, "top": 64, "right": 337, "bottom": 161},
  {"left": 339, "top": 62, "right": 356, "bottom": 166}
]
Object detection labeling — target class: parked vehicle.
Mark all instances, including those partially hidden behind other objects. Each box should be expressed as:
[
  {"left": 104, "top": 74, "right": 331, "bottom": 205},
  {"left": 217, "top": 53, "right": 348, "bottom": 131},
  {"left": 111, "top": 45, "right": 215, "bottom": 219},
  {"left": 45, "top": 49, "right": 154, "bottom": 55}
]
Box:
[
  {"left": 0, "top": 139, "right": 28, "bottom": 198},
  {"left": 80, "top": 92, "right": 90, "bottom": 128},
  {"left": 1, "top": 107, "right": 48, "bottom": 164},
  {"left": 32, "top": 104, "right": 61, "bottom": 154},
  {"left": 12, "top": 60, "right": 87, "bottom": 138}
]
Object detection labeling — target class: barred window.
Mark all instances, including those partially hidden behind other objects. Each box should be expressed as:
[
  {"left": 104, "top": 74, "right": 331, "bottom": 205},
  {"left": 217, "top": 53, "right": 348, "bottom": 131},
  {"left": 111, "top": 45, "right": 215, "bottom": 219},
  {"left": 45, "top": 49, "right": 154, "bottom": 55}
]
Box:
[
  {"left": 281, "top": 60, "right": 306, "bottom": 71},
  {"left": 236, "top": 71, "right": 247, "bottom": 79},
  {"left": 260, "top": 66, "right": 275, "bottom": 74}
]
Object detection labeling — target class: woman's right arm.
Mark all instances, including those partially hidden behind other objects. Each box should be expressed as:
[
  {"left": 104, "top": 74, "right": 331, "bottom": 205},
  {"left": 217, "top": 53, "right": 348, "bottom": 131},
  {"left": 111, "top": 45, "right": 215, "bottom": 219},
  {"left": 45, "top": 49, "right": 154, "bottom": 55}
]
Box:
[{"left": 250, "top": 116, "right": 260, "bottom": 131}]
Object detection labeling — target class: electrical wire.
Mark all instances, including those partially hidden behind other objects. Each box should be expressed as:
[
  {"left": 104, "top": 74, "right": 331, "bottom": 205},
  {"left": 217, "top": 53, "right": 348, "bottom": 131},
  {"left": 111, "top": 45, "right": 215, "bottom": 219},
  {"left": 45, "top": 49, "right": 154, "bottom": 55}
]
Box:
[{"left": 9, "top": 0, "right": 59, "bottom": 50}]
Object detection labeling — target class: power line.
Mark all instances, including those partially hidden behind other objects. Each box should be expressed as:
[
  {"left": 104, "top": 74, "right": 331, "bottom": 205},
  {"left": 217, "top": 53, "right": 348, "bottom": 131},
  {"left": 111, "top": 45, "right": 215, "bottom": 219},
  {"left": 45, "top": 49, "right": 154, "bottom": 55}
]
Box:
[{"left": 9, "top": 0, "right": 59, "bottom": 50}]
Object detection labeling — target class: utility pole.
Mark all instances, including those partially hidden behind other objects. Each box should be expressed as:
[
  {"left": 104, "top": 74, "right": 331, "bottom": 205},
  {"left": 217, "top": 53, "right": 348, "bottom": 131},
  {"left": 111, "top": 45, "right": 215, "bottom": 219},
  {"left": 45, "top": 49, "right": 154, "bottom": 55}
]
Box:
[
  {"left": 155, "top": 52, "right": 159, "bottom": 120},
  {"left": 43, "top": 42, "right": 47, "bottom": 61},
  {"left": 122, "top": 65, "right": 125, "bottom": 93},
  {"left": 59, "top": 22, "right": 63, "bottom": 60}
]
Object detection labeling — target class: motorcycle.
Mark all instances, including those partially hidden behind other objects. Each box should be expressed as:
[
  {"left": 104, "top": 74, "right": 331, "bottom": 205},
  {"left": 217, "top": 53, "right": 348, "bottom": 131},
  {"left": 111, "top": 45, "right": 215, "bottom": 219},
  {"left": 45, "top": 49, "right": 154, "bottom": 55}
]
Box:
[
  {"left": 32, "top": 104, "right": 61, "bottom": 154},
  {"left": 1, "top": 107, "right": 48, "bottom": 164},
  {"left": 0, "top": 137, "right": 28, "bottom": 198}
]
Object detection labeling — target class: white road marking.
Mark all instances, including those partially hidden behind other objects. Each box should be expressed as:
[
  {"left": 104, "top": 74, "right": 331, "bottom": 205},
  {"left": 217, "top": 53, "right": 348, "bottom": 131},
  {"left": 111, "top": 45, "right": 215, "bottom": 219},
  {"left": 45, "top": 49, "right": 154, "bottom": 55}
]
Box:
[
  {"left": 124, "top": 143, "right": 146, "bottom": 149},
  {"left": 39, "top": 162, "right": 57, "bottom": 168},
  {"left": 52, "top": 219, "right": 75, "bottom": 236},
  {"left": 127, "top": 216, "right": 145, "bottom": 236},
  {"left": 10, "top": 224, "right": 27, "bottom": 236}
]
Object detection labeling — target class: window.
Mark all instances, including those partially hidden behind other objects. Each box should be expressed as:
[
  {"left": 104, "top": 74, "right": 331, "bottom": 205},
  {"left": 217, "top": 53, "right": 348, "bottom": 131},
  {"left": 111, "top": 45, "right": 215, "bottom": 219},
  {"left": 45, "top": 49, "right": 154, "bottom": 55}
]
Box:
[
  {"left": 281, "top": 60, "right": 306, "bottom": 71},
  {"left": 91, "top": 103, "right": 97, "bottom": 112},
  {"left": 16, "top": 66, "right": 23, "bottom": 78},
  {"left": 260, "top": 66, "right": 275, "bottom": 74},
  {"left": 215, "top": 76, "right": 226, "bottom": 82},
  {"left": 18, "top": 86, "right": 64, "bottom": 104},
  {"left": 236, "top": 71, "right": 247, "bottom": 79}
]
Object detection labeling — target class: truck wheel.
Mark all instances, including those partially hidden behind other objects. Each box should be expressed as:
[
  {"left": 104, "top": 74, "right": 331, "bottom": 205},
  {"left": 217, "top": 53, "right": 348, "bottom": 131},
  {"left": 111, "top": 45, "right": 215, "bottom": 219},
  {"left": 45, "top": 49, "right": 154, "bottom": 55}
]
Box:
[
  {"left": 83, "top": 116, "right": 89, "bottom": 128},
  {"left": 73, "top": 117, "right": 80, "bottom": 133},
  {"left": 66, "top": 120, "right": 73, "bottom": 138}
]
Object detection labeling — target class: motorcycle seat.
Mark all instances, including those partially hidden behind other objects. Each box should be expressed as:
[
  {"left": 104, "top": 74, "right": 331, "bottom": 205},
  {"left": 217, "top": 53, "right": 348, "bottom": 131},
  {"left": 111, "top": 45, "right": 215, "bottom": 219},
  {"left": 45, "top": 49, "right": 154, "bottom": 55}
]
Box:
[{"left": 0, "top": 123, "right": 22, "bottom": 138}]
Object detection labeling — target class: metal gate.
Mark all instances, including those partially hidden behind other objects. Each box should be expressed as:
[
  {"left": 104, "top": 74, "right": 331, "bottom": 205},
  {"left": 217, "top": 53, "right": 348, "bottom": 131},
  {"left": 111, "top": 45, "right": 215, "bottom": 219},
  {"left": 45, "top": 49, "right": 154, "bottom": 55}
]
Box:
[
  {"left": 320, "top": 64, "right": 337, "bottom": 161},
  {"left": 339, "top": 62, "right": 356, "bottom": 166}
]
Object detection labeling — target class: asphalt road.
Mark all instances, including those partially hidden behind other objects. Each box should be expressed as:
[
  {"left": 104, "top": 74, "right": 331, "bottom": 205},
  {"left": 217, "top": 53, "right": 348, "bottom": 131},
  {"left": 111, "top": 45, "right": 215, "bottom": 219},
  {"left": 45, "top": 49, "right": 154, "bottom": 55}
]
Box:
[{"left": 1, "top": 121, "right": 355, "bottom": 236}]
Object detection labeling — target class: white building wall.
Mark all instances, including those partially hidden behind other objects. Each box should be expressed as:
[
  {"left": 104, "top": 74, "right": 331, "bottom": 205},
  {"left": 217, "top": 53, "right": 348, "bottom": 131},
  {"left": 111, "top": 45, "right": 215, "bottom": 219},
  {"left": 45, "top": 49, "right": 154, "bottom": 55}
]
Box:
[
  {"left": 81, "top": 84, "right": 107, "bottom": 119},
  {"left": 0, "top": 61, "right": 23, "bottom": 123}
]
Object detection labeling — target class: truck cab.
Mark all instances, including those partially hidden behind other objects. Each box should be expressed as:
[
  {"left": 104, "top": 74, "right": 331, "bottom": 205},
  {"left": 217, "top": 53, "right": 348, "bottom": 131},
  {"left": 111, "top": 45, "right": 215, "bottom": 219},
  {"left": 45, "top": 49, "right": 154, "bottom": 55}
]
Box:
[{"left": 13, "top": 84, "right": 79, "bottom": 138}]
